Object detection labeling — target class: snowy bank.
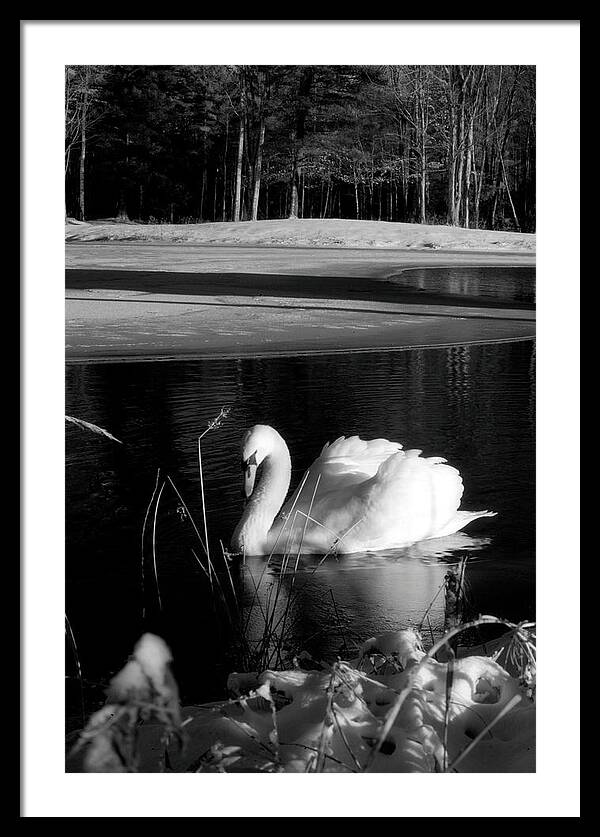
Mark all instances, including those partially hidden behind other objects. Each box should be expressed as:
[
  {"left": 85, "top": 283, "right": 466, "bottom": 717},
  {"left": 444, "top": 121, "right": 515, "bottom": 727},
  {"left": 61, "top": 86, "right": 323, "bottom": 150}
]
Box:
[
  {"left": 65, "top": 218, "right": 535, "bottom": 252},
  {"left": 67, "top": 626, "right": 535, "bottom": 774}
]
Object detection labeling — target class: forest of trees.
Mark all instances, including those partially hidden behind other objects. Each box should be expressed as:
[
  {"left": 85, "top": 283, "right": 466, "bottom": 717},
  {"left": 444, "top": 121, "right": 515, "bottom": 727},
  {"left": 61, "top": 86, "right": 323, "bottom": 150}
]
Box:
[{"left": 65, "top": 65, "right": 536, "bottom": 232}]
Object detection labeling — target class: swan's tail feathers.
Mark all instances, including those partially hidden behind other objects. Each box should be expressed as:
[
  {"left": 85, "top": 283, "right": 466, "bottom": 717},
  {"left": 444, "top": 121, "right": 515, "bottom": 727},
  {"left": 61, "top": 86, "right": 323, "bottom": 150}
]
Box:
[
  {"left": 433, "top": 509, "right": 497, "bottom": 539},
  {"left": 459, "top": 509, "right": 497, "bottom": 524}
]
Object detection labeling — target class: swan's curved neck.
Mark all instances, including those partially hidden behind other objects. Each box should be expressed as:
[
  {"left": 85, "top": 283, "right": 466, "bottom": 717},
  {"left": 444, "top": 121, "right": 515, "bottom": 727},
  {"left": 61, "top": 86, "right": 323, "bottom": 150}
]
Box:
[{"left": 231, "top": 436, "right": 292, "bottom": 555}]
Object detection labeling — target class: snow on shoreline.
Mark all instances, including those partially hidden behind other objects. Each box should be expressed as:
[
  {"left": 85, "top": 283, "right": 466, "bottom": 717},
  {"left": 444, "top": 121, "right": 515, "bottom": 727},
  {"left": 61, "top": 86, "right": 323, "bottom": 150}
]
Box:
[
  {"left": 66, "top": 218, "right": 536, "bottom": 252},
  {"left": 67, "top": 629, "right": 535, "bottom": 774}
]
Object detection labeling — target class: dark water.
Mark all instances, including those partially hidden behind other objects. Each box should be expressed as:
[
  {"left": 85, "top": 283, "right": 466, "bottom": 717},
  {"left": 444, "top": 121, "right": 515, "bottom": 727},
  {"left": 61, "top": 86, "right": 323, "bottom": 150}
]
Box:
[
  {"left": 65, "top": 339, "right": 535, "bottom": 720},
  {"left": 388, "top": 266, "right": 536, "bottom": 305}
]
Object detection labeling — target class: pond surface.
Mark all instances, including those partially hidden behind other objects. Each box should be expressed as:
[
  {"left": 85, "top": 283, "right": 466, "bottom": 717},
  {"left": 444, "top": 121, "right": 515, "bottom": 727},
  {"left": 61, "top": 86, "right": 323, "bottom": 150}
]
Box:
[
  {"left": 65, "top": 339, "right": 535, "bottom": 721},
  {"left": 388, "top": 266, "right": 536, "bottom": 305}
]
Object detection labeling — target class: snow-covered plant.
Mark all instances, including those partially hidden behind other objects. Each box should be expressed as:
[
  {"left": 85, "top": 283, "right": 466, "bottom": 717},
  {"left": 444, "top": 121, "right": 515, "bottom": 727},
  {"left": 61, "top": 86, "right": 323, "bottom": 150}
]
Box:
[{"left": 70, "top": 633, "right": 182, "bottom": 773}]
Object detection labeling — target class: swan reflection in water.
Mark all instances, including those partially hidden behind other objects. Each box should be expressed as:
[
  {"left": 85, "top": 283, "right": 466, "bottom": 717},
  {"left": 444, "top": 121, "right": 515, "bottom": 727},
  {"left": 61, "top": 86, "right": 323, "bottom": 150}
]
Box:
[
  {"left": 280, "top": 531, "right": 490, "bottom": 569},
  {"left": 238, "top": 532, "right": 491, "bottom": 660}
]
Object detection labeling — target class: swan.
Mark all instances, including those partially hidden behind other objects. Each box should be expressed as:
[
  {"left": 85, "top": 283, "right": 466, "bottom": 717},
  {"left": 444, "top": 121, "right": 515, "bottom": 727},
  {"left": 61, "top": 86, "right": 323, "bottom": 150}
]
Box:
[{"left": 230, "top": 425, "right": 495, "bottom": 557}]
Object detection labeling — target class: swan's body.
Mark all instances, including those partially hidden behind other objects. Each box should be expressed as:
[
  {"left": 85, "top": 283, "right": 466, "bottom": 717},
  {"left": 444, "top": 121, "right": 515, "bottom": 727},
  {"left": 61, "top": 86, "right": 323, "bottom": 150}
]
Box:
[{"left": 230, "top": 425, "right": 495, "bottom": 557}]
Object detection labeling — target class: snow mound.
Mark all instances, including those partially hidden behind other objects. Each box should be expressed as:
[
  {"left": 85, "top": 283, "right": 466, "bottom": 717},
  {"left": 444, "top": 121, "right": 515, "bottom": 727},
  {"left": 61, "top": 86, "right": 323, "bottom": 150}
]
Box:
[
  {"left": 65, "top": 218, "right": 536, "bottom": 252},
  {"left": 67, "top": 628, "right": 534, "bottom": 773}
]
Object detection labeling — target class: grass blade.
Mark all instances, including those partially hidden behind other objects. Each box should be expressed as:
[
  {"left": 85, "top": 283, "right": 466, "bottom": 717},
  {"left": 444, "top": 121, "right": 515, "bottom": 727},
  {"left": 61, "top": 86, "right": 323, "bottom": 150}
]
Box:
[
  {"left": 65, "top": 614, "right": 85, "bottom": 726},
  {"left": 141, "top": 468, "right": 161, "bottom": 619},
  {"left": 152, "top": 481, "right": 167, "bottom": 611},
  {"left": 65, "top": 415, "right": 122, "bottom": 444}
]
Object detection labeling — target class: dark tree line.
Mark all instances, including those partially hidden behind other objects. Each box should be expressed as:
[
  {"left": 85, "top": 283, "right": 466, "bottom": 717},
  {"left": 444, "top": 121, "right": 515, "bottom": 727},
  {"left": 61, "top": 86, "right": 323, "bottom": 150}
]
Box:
[{"left": 65, "top": 64, "right": 535, "bottom": 231}]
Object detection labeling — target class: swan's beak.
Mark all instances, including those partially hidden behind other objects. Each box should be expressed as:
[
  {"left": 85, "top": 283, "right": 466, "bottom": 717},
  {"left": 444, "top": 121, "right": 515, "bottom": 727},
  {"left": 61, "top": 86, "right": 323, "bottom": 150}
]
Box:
[
  {"left": 242, "top": 451, "right": 258, "bottom": 499},
  {"left": 243, "top": 463, "right": 257, "bottom": 499}
]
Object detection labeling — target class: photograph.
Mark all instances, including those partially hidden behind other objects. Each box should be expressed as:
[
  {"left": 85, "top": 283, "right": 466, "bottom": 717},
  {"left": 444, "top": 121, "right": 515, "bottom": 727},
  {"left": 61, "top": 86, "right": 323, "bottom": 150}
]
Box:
[
  {"left": 22, "top": 20, "right": 580, "bottom": 818},
  {"left": 64, "top": 59, "right": 536, "bottom": 774}
]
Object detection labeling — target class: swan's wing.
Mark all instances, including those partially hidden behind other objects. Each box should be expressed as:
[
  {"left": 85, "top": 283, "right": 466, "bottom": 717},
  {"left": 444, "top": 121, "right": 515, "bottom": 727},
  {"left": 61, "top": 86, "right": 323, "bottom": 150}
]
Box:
[
  {"left": 317, "top": 435, "right": 404, "bottom": 489},
  {"left": 308, "top": 449, "right": 473, "bottom": 551},
  {"left": 279, "top": 435, "right": 403, "bottom": 522},
  {"left": 364, "top": 450, "right": 470, "bottom": 547}
]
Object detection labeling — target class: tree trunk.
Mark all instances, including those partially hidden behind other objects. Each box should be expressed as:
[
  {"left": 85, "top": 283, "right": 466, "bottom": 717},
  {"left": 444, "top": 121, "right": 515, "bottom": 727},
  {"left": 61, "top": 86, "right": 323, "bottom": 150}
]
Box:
[
  {"left": 233, "top": 71, "right": 246, "bottom": 223},
  {"left": 116, "top": 189, "right": 129, "bottom": 222},
  {"left": 448, "top": 124, "right": 457, "bottom": 225},
  {"left": 446, "top": 67, "right": 466, "bottom": 226},
  {"left": 370, "top": 142, "right": 375, "bottom": 219},
  {"left": 417, "top": 69, "right": 427, "bottom": 225},
  {"left": 473, "top": 146, "right": 486, "bottom": 229},
  {"left": 322, "top": 182, "right": 331, "bottom": 218},
  {"left": 464, "top": 118, "right": 474, "bottom": 228},
  {"left": 489, "top": 67, "right": 520, "bottom": 229},
  {"left": 499, "top": 144, "right": 521, "bottom": 231},
  {"left": 289, "top": 166, "right": 300, "bottom": 219},
  {"left": 222, "top": 114, "right": 229, "bottom": 221},
  {"left": 250, "top": 119, "right": 265, "bottom": 221},
  {"left": 233, "top": 115, "right": 244, "bottom": 222},
  {"left": 78, "top": 71, "right": 89, "bottom": 221},
  {"left": 265, "top": 160, "right": 269, "bottom": 220},
  {"left": 249, "top": 69, "right": 269, "bottom": 222},
  {"left": 454, "top": 97, "right": 466, "bottom": 225},
  {"left": 213, "top": 169, "right": 218, "bottom": 221},
  {"left": 401, "top": 125, "right": 409, "bottom": 219},
  {"left": 200, "top": 166, "right": 207, "bottom": 222}
]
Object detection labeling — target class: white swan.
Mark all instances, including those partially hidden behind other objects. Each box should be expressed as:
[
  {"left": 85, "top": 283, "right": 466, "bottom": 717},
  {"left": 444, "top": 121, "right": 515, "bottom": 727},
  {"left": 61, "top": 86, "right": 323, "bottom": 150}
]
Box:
[{"left": 230, "top": 425, "right": 496, "bottom": 557}]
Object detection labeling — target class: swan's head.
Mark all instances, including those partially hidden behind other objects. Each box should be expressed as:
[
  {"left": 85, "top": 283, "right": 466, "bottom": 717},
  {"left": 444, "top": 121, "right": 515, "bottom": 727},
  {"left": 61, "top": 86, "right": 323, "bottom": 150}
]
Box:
[{"left": 240, "top": 424, "right": 282, "bottom": 499}]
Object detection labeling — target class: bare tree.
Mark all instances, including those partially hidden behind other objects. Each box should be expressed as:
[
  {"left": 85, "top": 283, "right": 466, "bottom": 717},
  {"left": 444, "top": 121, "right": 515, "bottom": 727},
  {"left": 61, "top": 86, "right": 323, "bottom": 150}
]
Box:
[
  {"left": 78, "top": 66, "right": 90, "bottom": 221},
  {"left": 65, "top": 66, "right": 104, "bottom": 220},
  {"left": 233, "top": 68, "right": 246, "bottom": 223},
  {"left": 444, "top": 65, "right": 485, "bottom": 227},
  {"left": 249, "top": 69, "right": 269, "bottom": 221}
]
